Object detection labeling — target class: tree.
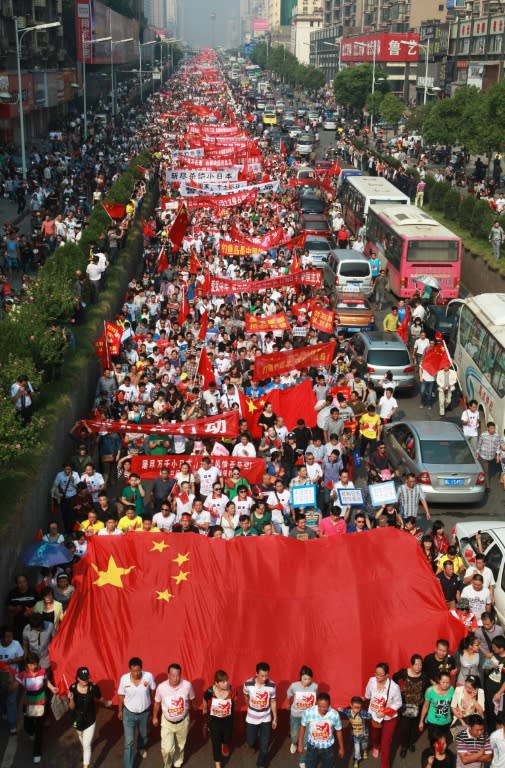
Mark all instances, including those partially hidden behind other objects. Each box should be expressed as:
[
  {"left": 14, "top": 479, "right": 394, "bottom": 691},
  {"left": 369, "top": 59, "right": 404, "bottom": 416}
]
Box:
[
  {"left": 403, "top": 103, "right": 433, "bottom": 134},
  {"left": 423, "top": 85, "right": 482, "bottom": 149},
  {"left": 379, "top": 93, "right": 405, "bottom": 127},
  {"left": 252, "top": 42, "right": 267, "bottom": 69},
  {"left": 333, "top": 64, "right": 389, "bottom": 110}
]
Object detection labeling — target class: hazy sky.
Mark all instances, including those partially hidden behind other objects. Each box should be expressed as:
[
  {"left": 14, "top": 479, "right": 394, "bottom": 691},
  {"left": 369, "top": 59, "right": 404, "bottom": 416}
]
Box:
[{"left": 183, "top": 0, "right": 240, "bottom": 48}]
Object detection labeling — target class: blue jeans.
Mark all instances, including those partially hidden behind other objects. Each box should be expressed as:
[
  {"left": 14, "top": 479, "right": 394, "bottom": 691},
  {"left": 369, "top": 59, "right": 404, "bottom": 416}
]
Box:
[
  {"left": 420, "top": 379, "right": 434, "bottom": 406},
  {"left": 290, "top": 714, "right": 308, "bottom": 763},
  {"left": 246, "top": 720, "right": 272, "bottom": 767},
  {"left": 306, "top": 744, "right": 335, "bottom": 768},
  {"left": 1, "top": 687, "right": 17, "bottom": 730},
  {"left": 122, "top": 707, "right": 150, "bottom": 768}
]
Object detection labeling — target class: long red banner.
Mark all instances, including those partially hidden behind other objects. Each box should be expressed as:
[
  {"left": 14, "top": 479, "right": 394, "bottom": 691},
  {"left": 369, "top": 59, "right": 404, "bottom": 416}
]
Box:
[
  {"left": 245, "top": 312, "right": 291, "bottom": 333},
  {"left": 130, "top": 454, "right": 265, "bottom": 483},
  {"left": 253, "top": 341, "right": 336, "bottom": 380},
  {"left": 209, "top": 270, "right": 322, "bottom": 296},
  {"left": 79, "top": 412, "right": 239, "bottom": 438},
  {"left": 185, "top": 189, "right": 258, "bottom": 210}
]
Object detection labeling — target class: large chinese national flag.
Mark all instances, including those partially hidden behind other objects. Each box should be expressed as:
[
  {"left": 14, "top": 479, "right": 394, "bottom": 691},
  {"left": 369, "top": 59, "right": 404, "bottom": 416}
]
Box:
[
  {"left": 238, "top": 379, "right": 317, "bottom": 438},
  {"left": 421, "top": 342, "right": 452, "bottom": 376},
  {"left": 50, "top": 531, "right": 464, "bottom": 704}
]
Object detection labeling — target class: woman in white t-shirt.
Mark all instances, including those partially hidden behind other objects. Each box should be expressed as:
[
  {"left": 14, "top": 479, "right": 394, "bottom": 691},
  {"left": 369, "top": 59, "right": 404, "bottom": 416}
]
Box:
[
  {"left": 364, "top": 663, "right": 402, "bottom": 763},
  {"left": 175, "top": 462, "right": 195, "bottom": 495},
  {"left": 220, "top": 502, "right": 239, "bottom": 540}
]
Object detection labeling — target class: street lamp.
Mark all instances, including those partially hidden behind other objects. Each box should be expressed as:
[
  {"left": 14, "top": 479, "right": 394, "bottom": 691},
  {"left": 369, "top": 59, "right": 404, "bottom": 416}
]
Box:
[
  {"left": 139, "top": 40, "right": 156, "bottom": 102},
  {"left": 82, "top": 35, "right": 112, "bottom": 141},
  {"left": 399, "top": 39, "right": 430, "bottom": 105},
  {"left": 14, "top": 19, "right": 60, "bottom": 179},
  {"left": 111, "top": 37, "right": 134, "bottom": 117},
  {"left": 354, "top": 39, "right": 378, "bottom": 132}
]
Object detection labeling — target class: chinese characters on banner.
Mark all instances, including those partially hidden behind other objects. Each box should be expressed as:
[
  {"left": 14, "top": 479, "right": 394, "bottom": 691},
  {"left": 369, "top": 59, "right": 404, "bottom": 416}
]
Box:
[
  {"left": 130, "top": 454, "right": 266, "bottom": 482},
  {"left": 253, "top": 341, "right": 336, "bottom": 380},
  {"left": 245, "top": 312, "right": 291, "bottom": 334},
  {"left": 310, "top": 308, "right": 335, "bottom": 334},
  {"left": 79, "top": 411, "right": 239, "bottom": 438},
  {"left": 209, "top": 270, "right": 322, "bottom": 296},
  {"left": 340, "top": 32, "right": 420, "bottom": 63},
  {"left": 219, "top": 240, "right": 264, "bottom": 257}
]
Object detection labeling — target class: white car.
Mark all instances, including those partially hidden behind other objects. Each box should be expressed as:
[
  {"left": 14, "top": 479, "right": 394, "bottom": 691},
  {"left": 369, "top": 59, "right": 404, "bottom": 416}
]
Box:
[
  {"left": 322, "top": 118, "right": 337, "bottom": 130},
  {"left": 453, "top": 520, "right": 505, "bottom": 625}
]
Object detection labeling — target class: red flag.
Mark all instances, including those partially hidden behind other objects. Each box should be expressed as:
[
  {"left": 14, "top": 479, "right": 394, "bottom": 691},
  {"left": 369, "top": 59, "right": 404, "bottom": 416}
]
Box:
[
  {"left": 238, "top": 380, "right": 317, "bottom": 439},
  {"left": 178, "top": 287, "right": 190, "bottom": 327},
  {"left": 421, "top": 343, "right": 452, "bottom": 376},
  {"left": 102, "top": 202, "right": 126, "bottom": 220},
  {"left": 142, "top": 217, "right": 156, "bottom": 239},
  {"left": 197, "top": 347, "right": 215, "bottom": 389},
  {"left": 157, "top": 247, "right": 169, "bottom": 275},
  {"left": 169, "top": 205, "right": 189, "bottom": 251},
  {"left": 397, "top": 313, "right": 410, "bottom": 343},
  {"left": 189, "top": 251, "right": 202, "bottom": 274},
  {"left": 198, "top": 311, "right": 208, "bottom": 341},
  {"left": 291, "top": 251, "right": 301, "bottom": 274},
  {"left": 49, "top": 532, "right": 465, "bottom": 703},
  {"left": 201, "top": 271, "right": 211, "bottom": 296},
  {"left": 136, "top": 165, "right": 147, "bottom": 176},
  {"left": 280, "top": 139, "right": 287, "bottom": 157}
]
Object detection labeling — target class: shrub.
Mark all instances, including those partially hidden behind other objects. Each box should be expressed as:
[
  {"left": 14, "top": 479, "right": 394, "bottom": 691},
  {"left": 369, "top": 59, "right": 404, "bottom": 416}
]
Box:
[
  {"left": 458, "top": 194, "right": 476, "bottom": 229},
  {"left": 470, "top": 199, "right": 496, "bottom": 240},
  {"left": 423, "top": 175, "right": 436, "bottom": 204},
  {"left": 429, "top": 181, "right": 451, "bottom": 212},
  {"left": 444, "top": 189, "right": 462, "bottom": 221}
]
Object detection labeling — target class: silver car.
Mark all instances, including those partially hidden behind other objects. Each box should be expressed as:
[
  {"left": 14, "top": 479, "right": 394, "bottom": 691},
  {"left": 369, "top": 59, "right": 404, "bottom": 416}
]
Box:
[
  {"left": 305, "top": 236, "right": 337, "bottom": 268},
  {"left": 351, "top": 331, "right": 416, "bottom": 390},
  {"left": 383, "top": 420, "right": 486, "bottom": 504}
]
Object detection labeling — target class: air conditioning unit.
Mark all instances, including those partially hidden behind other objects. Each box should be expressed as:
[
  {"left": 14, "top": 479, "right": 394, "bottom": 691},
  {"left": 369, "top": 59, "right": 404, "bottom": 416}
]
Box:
[{"left": 16, "top": 16, "right": 27, "bottom": 29}]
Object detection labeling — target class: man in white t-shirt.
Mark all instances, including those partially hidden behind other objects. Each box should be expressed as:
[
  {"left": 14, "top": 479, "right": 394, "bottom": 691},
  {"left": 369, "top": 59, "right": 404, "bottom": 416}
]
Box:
[
  {"left": 152, "top": 663, "right": 196, "bottom": 768},
  {"left": 461, "top": 400, "right": 480, "bottom": 451},
  {"left": 0, "top": 627, "right": 24, "bottom": 733},
  {"left": 378, "top": 389, "right": 399, "bottom": 422},
  {"left": 461, "top": 574, "right": 492, "bottom": 622},
  {"left": 232, "top": 435, "right": 257, "bottom": 458},
  {"left": 266, "top": 479, "right": 291, "bottom": 535},
  {"left": 305, "top": 453, "right": 323, "bottom": 484},
  {"left": 196, "top": 457, "right": 221, "bottom": 498},
  {"left": 152, "top": 504, "right": 176, "bottom": 532},
  {"left": 117, "top": 657, "right": 156, "bottom": 765},
  {"left": 463, "top": 555, "right": 496, "bottom": 599}
]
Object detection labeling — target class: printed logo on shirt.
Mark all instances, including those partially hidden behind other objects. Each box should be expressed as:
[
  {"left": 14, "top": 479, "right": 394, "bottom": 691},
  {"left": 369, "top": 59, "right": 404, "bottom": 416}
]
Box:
[
  {"left": 211, "top": 698, "right": 232, "bottom": 717},
  {"left": 251, "top": 690, "right": 269, "bottom": 710},
  {"left": 313, "top": 721, "right": 331, "bottom": 741},
  {"left": 166, "top": 696, "right": 185, "bottom": 717},
  {"left": 295, "top": 692, "right": 316, "bottom": 709}
]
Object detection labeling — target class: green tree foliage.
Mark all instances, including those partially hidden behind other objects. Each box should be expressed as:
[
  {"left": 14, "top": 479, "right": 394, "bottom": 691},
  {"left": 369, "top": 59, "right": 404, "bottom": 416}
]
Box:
[
  {"left": 404, "top": 103, "right": 433, "bottom": 134},
  {"left": 333, "top": 64, "right": 390, "bottom": 110},
  {"left": 423, "top": 86, "right": 483, "bottom": 151},
  {"left": 379, "top": 92, "right": 405, "bottom": 126},
  {"left": 458, "top": 194, "right": 476, "bottom": 229},
  {"left": 252, "top": 43, "right": 324, "bottom": 90},
  {"left": 444, "top": 189, "right": 462, "bottom": 221}
]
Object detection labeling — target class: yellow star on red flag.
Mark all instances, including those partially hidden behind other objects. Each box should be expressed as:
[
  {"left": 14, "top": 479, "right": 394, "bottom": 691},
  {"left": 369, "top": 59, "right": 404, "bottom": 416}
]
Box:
[
  {"left": 173, "top": 552, "right": 190, "bottom": 566},
  {"left": 156, "top": 589, "right": 173, "bottom": 602},
  {"left": 246, "top": 399, "right": 258, "bottom": 414},
  {"left": 172, "top": 569, "right": 190, "bottom": 585},
  {"left": 151, "top": 540, "right": 170, "bottom": 553},
  {"left": 92, "top": 556, "right": 135, "bottom": 588}
]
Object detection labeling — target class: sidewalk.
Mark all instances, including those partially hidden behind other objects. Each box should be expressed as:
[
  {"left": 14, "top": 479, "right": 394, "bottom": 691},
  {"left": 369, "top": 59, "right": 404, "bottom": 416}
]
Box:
[{"left": 0, "top": 195, "right": 30, "bottom": 234}]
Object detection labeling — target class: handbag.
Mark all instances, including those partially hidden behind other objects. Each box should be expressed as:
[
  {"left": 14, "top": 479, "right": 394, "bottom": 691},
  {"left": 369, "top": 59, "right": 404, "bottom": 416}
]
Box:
[
  {"left": 101, "top": 454, "right": 114, "bottom": 463},
  {"left": 26, "top": 704, "right": 45, "bottom": 717},
  {"left": 51, "top": 694, "right": 69, "bottom": 721},
  {"left": 402, "top": 703, "right": 419, "bottom": 718}
]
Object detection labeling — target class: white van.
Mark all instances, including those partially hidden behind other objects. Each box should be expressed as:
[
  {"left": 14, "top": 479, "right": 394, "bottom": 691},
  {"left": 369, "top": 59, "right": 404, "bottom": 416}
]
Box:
[{"left": 324, "top": 250, "right": 373, "bottom": 297}]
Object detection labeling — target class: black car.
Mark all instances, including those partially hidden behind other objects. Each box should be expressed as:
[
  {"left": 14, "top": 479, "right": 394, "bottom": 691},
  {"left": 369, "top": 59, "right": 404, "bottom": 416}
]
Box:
[
  {"left": 298, "top": 193, "right": 328, "bottom": 215},
  {"left": 422, "top": 305, "right": 458, "bottom": 353}
]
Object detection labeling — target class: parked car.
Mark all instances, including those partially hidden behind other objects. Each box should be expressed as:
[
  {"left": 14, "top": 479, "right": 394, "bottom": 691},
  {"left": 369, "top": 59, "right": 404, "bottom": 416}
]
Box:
[
  {"left": 382, "top": 420, "right": 486, "bottom": 504},
  {"left": 351, "top": 331, "right": 416, "bottom": 390},
  {"left": 334, "top": 293, "right": 375, "bottom": 333},
  {"left": 453, "top": 521, "right": 505, "bottom": 625}
]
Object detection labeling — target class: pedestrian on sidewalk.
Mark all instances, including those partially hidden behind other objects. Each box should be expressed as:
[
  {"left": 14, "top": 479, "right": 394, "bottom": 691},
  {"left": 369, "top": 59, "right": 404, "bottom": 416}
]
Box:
[
  {"left": 476, "top": 421, "right": 501, "bottom": 491},
  {"left": 489, "top": 220, "right": 505, "bottom": 259}
]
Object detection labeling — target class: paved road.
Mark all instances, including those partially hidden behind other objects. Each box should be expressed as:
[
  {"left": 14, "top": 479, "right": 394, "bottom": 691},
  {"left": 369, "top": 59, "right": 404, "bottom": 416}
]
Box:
[{"left": 0, "top": 113, "right": 501, "bottom": 768}]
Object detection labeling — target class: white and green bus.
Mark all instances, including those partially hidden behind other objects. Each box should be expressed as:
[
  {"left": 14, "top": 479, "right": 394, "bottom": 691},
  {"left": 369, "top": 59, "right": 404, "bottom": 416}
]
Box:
[{"left": 449, "top": 293, "right": 505, "bottom": 430}]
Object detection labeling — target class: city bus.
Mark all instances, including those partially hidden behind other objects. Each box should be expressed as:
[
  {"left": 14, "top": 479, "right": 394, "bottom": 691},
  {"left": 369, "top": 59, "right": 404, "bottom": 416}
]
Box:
[
  {"left": 342, "top": 176, "right": 410, "bottom": 234},
  {"left": 365, "top": 204, "right": 462, "bottom": 300},
  {"left": 449, "top": 293, "right": 505, "bottom": 433}
]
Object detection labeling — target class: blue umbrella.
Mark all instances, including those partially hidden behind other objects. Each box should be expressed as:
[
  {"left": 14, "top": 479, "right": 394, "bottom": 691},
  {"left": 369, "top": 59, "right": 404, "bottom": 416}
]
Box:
[{"left": 18, "top": 541, "right": 74, "bottom": 568}]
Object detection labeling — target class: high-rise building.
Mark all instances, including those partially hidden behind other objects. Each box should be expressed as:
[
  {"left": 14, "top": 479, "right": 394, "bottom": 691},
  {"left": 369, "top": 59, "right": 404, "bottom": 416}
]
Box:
[{"left": 291, "top": 0, "right": 323, "bottom": 64}]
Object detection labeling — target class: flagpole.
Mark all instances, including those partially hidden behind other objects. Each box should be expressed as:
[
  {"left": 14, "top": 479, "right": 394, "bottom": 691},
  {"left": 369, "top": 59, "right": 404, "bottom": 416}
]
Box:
[{"left": 104, "top": 320, "right": 110, "bottom": 369}]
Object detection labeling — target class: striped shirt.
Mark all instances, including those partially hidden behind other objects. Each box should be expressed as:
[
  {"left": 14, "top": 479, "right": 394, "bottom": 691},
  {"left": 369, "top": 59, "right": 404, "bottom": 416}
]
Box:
[
  {"left": 397, "top": 483, "right": 425, "bottom": 519},
  {"left": 301, "top": 705, "right": 342, "bottom": 748},
  {"left": 456, "top": 728, "right": 491, "bottom": 768},
  {"left": 243, "top": 678, "right": 276, "bottom": 724},
  {"left": 476, "top": 431, "right": 501, "bottom": 461}
]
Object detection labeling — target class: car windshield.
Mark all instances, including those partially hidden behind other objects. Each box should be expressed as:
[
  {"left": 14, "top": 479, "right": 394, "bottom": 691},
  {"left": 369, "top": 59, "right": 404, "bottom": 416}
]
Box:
[
  {"left": 307, "top": 240, "right": 331, "bottom": 251},
  {"left": 419, "top": 439, "right": 475, "bottom": 464},
  {"left": 339, "top": 263, "right": 370, "bottom": 277},
  {"left": 304, "top": 220, "right": 328, "bottom": 229},
  {"left": 367, "top": 350, "right": 410, "bottom": 366},
  {"left": 337, "top": 302, "right": 366, "bottom": 309}
]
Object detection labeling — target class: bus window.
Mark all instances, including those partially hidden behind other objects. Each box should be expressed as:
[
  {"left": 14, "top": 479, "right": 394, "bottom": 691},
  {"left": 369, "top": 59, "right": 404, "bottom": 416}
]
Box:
[
  {"left": 491, "top": 352, "right": 505, "bottom": 398},
  {"left": 459, "top": 306, "right": 475, "bottom": 350}
]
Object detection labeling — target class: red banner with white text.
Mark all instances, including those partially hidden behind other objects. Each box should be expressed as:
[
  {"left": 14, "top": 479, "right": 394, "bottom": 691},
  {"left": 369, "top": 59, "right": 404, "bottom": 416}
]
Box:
[
  {"left": 130, "top": 454, "right": 265, "bottom": 483},
  {"left": 253, "top": 341, "right": 336, "bottom": 380},
  {"left": 79, "top": 412, "right": 239, "bottom": 438}
]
